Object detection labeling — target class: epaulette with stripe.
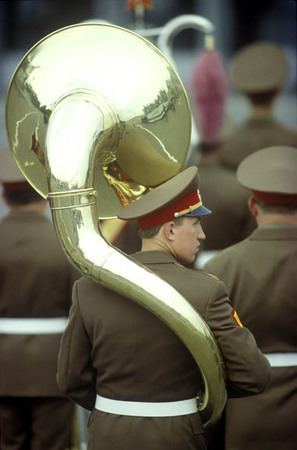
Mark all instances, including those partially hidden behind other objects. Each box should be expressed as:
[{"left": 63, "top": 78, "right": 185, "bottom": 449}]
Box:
[
  {"left": 201, "top": 271, "right": 221, "bottom": 281},
  {"left": 174, "top": 262, "right": 185, "bottom": 268}
]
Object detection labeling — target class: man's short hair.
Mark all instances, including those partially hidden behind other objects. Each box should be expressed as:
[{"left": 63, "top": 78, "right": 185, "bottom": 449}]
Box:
[
  {"left": 253, "top": 196, "right": 297, "bottom": 215},
  {"left": 138, "top": 216, "right": 185, "bottom": 239},
  {"left": 247, "top": 90, "right": 277, "bottom": 106},
  {"left": 3, "top": 188, "right": 43, "bottom": 206}
]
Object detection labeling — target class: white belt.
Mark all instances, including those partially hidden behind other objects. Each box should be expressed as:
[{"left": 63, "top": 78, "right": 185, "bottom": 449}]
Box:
[
  {"left": 264, "top": 353, "right": 297, "bottom": 367},
  {"left": 95, "top": 395, "right": 198, "bottom": 417},
  {"left": 0, "top": 317, "right": 68, "bottom": 334}
]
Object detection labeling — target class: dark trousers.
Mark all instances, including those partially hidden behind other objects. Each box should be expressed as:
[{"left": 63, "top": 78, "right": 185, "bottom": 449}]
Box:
[
  {"left": 205, "top": 414, "right": 225, "bottom": 450},
  {"left": 0, "top": 396, "right": 74, "bottom": 450}
]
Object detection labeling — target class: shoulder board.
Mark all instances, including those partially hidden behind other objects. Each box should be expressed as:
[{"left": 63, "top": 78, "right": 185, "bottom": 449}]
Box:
[
  {"left": 201, "top": 271, "right": 221, "bottom": 281},
  {"left": 174, "top": 262, "right": 185, "bottom": 268}
]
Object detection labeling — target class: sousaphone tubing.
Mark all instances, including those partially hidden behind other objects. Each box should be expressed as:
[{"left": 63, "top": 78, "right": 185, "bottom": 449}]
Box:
[{"left": 6, "top": 23, "right": 226, "bottom": 426}]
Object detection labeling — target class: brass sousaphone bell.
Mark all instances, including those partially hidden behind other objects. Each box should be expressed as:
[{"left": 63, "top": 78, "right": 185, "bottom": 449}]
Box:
[{"left": 5, "top": 23, "right": 226, "bottom": 426}]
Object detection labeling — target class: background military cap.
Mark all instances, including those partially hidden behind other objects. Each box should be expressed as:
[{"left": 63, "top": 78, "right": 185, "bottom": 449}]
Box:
[
  {"left": 237, "top": 146, "right": 297, "bottom": 204},
  {"left": 0, "top": 146, "right": 25, "bottom": 183},
  {"left": 118, "top": 166, "right": 211, "bottom": 228},
  {"left": 231, "top": 42, "right": 288, "bottom": 93},
  {"left": 0, "top": 146, "right": 35, "bottom": 194}
]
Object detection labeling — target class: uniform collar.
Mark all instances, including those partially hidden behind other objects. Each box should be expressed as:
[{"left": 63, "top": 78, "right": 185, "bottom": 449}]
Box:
[
  {"left": 250, "top": 223, "right": 297, "bottom": 240},
  {"left": 247, "top": 115, "right": 276, "bottom": 125},
  {"left": 8, "top": 210, "right": 46, "bottom": 221},
  {"left": 132, "top": 250, "right": 178, "bottom": 265}
]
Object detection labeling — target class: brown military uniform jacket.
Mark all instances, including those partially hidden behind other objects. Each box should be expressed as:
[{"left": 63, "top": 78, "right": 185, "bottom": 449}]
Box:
[
  {"left": 57, "top": 250, "right": 270, "bottom": 450},
  {"left": 219, "top": 116, "right": 297, "bottom": 171},
  {"left": 204, "top": 224, "right": 297, "bottom": 450},
  {"left": 197, "top": 157, "right": 256, "bottom": 250},
  {"left": 0, "top": 210, "right": 79, "bottom": 396}
]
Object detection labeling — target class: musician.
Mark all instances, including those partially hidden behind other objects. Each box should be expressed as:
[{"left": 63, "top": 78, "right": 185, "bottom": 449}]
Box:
[
  {"left": 0, "top": 147, "right": 79, "bottom": 449},
  {"left": 219, "top": 42, "right": 297, "bottom": 171},
  {"left": 57, "top": 165, "right": 270, "bottom": 450},
  {"left": 204, "top": 146, "right": 297, "bottom": 449}
]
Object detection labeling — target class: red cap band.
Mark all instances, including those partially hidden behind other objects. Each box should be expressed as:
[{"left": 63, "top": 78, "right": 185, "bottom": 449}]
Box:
[
  {"left": 138, "top": 190, "right": 201, "bottom": 229},
  {"left": 252, "top": 190, "right": 297, "bottom": 205}
]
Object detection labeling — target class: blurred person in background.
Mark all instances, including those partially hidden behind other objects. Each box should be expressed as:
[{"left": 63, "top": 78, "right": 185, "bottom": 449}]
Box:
[
  {"left": 204, "top": 146, "right": 297, "bottom": 450},
  {"left": 0, "top": 147, "right": 79, "bottom": 449},
  {"left": 219, "top": 42, "right": 297, "bottom": 171},
  {"left": 188, "top": 43, "right": 255, "bottom": 263}
]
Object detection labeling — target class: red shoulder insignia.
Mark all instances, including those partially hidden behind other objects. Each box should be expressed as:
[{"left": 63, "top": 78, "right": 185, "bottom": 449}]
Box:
[{"left": 231, "top": 309, "right": 243, "bottom": 327}]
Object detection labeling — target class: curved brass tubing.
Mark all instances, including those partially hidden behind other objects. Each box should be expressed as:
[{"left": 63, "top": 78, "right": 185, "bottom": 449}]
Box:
[{"left": 6, "top": 23, "right": 226, "bottom": 426}]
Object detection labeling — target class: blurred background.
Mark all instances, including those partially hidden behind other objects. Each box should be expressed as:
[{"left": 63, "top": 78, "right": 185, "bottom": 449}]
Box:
[{"left": 0, "top": 0, "right": 296, "bottom": 218}]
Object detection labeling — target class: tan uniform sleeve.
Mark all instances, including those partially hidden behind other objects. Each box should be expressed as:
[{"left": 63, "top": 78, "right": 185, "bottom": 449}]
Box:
[
  {"left": 204, "top": 280, "right": 271, "bottom": 398},
  {"left": 57, "top": 281, "right": 96, "bottom": 410}
]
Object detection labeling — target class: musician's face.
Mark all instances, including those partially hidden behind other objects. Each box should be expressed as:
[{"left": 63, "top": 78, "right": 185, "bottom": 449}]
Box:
[{"left": 170, "top": 216, "right": 206, "bottom": 265}]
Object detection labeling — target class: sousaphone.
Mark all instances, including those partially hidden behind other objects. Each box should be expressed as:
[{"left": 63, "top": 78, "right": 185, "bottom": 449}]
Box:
[{"left": 5, "top": 23, "right": 226, "bottom": 426}]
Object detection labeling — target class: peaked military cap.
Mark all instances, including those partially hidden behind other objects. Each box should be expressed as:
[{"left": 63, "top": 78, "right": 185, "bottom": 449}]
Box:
[
  {"left": 237, "top": 146, "right": 297, "bottom": 205},
  {"left": 231, "top": 42, "right": 288, "bottom": 93},
  {"left": 118, "top": 166, "right": 211, "bottom": 228}
]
